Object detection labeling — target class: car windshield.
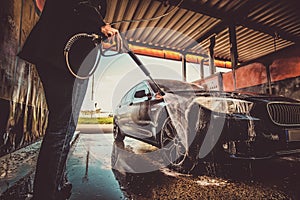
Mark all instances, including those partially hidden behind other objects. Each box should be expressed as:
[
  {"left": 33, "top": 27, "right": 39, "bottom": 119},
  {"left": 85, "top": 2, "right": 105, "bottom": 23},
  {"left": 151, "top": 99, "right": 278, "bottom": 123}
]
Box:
[{"left": 149, "top": 79, "right": 204, "bottom": 93}]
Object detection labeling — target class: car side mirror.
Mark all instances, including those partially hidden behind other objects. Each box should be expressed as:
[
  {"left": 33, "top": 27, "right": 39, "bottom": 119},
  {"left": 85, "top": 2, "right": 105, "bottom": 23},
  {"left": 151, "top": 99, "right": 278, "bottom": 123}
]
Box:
[{"left": 134, "top": 90, "right": 147, "bottom": 98}]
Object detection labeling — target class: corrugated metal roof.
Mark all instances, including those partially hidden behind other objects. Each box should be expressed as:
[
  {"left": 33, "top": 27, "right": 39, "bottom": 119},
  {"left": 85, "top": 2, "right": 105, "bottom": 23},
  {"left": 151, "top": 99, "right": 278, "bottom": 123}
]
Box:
[{"left": 105, "top": 0, "right": 300, "bottom": 64}]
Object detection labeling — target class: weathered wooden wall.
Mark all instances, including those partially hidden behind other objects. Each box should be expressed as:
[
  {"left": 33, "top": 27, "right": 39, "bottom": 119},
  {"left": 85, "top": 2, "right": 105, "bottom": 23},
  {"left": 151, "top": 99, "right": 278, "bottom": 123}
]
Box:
[{"left": 0, "top": 0, "right": 48, "bottom": 156}]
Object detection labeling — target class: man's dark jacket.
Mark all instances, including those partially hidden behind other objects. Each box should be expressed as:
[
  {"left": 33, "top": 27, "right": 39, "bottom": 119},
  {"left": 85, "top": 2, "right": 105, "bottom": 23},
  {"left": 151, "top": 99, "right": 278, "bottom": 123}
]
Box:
[{"left": 18, "top": 0, "right": 107, "bottom": 70}]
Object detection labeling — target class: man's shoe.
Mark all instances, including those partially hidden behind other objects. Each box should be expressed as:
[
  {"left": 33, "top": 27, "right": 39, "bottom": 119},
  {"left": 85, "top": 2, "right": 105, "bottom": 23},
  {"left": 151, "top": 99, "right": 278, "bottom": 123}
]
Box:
[
  {"left": 28, "top": 182, "right": 73, "bottom": 200},
  {"left": 57, "top": 182, "right": 72, "bottom": 200},
  {"left": 24, "top": 193, "right": 33, "bottom": 200}
]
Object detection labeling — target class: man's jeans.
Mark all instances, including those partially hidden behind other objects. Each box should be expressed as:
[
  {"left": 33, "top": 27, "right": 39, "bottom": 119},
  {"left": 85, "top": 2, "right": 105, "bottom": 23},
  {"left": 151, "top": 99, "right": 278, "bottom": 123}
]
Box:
[{"left": 33, "top": 63, "right": 88, "bottom": 199}]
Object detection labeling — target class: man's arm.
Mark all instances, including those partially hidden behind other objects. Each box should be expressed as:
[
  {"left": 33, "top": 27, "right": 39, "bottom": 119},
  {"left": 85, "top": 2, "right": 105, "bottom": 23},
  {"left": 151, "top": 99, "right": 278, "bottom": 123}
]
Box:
[{"left": 74, "top": 0, "right": 107, "bottom": 28}]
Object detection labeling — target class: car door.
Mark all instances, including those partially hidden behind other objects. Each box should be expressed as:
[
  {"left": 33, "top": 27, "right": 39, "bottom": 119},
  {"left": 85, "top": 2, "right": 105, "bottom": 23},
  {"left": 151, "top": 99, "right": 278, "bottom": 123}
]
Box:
[
  {"left": 116, "top": 87, "right": 136, "bottom": 134},
  {"left": 129, "top": 82, "right": 154, "bottom": 138}
]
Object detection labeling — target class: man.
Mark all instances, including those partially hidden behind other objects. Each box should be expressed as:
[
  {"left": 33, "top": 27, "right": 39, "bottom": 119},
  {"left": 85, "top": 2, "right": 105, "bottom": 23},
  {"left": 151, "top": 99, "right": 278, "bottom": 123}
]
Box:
[{"left": 18, "top": 0, "right": 118, "bottom": 199}]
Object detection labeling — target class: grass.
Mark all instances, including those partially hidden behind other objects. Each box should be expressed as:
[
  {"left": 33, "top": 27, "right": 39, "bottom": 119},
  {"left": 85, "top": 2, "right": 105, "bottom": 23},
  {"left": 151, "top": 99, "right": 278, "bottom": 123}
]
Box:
[{"left": 78, "top": 117, "right": 113, "bottom": 124}]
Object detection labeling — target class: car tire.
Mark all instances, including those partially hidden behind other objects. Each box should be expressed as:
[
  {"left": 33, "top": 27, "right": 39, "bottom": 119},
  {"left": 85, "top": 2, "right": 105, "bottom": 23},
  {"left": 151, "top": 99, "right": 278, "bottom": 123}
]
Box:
[
  {"left": 113, "top": 119, "right": 125, "bottom": 142},
  {"left": 160, "top": 116, "right": 197, "bottom": 173}
]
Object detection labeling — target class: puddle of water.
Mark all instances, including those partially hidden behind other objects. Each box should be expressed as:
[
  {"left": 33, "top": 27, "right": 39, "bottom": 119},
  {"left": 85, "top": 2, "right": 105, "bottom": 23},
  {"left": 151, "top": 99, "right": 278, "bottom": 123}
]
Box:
[{"left": 67, "top": 134, "right": 125, "bottom": 200}]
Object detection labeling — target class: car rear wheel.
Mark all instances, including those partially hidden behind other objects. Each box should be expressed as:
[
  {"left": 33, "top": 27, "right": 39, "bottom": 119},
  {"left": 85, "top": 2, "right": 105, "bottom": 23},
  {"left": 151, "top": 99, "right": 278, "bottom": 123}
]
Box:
[
  {"left": 113, "top": 119, "right": 125, "bottom": 142},
  {"left": 160, "top": 117, "right": 196, "bottom": 173}
]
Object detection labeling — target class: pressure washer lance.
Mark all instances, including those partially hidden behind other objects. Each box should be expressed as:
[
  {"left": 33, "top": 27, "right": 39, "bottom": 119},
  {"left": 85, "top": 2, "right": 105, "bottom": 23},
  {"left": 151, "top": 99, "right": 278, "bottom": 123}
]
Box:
[
  {"left": 126, "top": 49, "right": 165, "bottom": 96},
  {"left": 64, "top": 33, "right": 165, "bottom": 96}
]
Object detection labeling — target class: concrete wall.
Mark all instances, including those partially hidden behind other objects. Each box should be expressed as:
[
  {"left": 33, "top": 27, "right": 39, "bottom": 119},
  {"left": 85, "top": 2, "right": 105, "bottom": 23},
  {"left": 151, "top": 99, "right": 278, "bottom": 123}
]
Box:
[{"left": 0, "top": 0, "right": 48, "bottom": 156}]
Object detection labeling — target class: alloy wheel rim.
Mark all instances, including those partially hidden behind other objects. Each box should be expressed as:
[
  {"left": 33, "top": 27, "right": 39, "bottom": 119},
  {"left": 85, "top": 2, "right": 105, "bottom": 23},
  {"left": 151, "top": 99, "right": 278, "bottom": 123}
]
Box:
[{"left": 161, "top": 118, "right": 187, "bottom": 166}]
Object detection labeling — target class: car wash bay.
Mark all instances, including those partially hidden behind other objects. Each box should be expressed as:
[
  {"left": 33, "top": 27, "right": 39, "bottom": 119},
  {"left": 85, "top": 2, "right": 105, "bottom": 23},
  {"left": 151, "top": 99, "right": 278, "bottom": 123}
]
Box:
[{"left": 1, "top": 0, "right": 300, "bottom": 199}]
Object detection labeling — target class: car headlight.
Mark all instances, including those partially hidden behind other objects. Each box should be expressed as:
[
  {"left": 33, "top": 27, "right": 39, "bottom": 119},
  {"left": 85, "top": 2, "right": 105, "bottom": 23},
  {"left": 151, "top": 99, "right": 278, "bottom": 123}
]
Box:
[{"left": 194, "top": 97, "right": 254, "bottom": 114}]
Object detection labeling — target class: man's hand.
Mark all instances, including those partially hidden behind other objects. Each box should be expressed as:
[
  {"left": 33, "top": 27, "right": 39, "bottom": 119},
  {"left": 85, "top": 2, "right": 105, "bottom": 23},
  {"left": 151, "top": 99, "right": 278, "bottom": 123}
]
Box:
[
  {"left": 101, "top": 23, "right": 119, "bottom": 38},
  {"left": 101, "top": 23, "right": 126, "bottom": 53}
]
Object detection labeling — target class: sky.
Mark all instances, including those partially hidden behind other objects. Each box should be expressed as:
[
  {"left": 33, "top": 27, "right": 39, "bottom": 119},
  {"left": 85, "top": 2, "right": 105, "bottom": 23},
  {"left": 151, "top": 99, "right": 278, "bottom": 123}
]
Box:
[{"left": 80, "top": 50, "right": 231, "bottom": 112}]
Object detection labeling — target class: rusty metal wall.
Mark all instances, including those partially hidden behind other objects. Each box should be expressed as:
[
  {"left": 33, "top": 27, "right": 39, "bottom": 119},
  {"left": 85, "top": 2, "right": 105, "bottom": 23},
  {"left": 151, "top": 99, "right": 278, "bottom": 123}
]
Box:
[
  {"left": 0, "top": 0, "right": 48, "bottom": 156},
  {"left": 234, "top": 77, "right": 300, "bottom": 102},
  {"left": 222, "top": 46, "right": 300, "bottom": 101}
]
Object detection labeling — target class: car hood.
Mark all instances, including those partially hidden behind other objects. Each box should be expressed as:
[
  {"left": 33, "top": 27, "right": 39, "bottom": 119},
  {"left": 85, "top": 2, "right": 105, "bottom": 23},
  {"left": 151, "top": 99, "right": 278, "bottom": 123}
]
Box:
[
  {"left": 168, "top": 90, "right": 300, "bottom": 104},
  {"left": 228, "top": 91, "right": 300, "bottom": 103}
]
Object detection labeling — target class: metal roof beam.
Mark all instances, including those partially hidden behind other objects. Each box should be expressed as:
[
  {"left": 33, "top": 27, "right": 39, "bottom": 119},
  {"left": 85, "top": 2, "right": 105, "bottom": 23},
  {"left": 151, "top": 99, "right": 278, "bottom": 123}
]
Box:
[
  {"left": 184, "top": 21, "right": 226, "bottom": 50},
  {"left": 157, "top": 0, "right": 299, "bottom": 44},
  {"left": 236, "top": 19, "right": 299, "bottom": 44},
  {"left": 128, "top": 40, "right": 208, "bottom": 58},
  {"left": 161, "top": 0, "right": 226, "bottom": 20},
  {"left": 128, "top": 41, "right": 210, "bottom": 57},
  {"left": 182, "top": 0, "right": 255, "bottom": 50},
  {"left": 128, "top": 40, "right": 232, "bottom": 65}
]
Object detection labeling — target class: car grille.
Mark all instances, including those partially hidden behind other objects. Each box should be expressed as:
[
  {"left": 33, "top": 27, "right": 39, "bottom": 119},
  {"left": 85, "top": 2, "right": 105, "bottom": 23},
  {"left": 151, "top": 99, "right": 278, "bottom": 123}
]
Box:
[{"left": 267, "top": 102, "right": 300, "bottom": 126}]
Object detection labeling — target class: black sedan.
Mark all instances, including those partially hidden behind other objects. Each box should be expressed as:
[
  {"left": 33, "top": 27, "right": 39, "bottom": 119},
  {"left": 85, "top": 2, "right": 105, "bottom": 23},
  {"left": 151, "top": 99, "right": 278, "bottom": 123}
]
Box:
[{"left": 113, "top": 79, "right": 300, "bottom": 172}]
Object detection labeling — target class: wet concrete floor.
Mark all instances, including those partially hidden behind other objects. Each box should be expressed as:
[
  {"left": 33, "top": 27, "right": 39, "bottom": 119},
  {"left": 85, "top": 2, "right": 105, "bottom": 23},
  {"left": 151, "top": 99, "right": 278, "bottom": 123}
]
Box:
[
  {"left": 68, "top": 132, "right": 300, "bottom": 200},
  {"left": 1, "top": 124, "right": 300, "bottom": 199}
]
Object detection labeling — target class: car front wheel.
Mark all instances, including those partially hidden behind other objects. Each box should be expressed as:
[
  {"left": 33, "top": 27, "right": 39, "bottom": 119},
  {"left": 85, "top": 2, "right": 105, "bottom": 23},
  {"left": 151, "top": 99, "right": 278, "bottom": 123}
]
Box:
[{"left": 160, "top": 117, "right": 196, "bottom": 173}]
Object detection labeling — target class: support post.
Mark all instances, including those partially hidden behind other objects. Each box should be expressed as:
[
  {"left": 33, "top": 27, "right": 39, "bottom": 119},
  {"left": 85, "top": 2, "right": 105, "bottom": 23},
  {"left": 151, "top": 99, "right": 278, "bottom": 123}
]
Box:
[
  {"left": 182, "top": 53, "right": 187, "bottom": 82},
  {"left": 209, "top": 36, "right": 216, "bottom": 75},
  {"left": 200, "top": 59, "right": 205, "bottom": 80},
  {"left": 92, "top": 74, "right": 95, "bottom": 101},
  {"left": 266, "top": 65, "right": 272, "bottom": 94},
  {"left": 229, "top": 24, "right": 238, "bottom": 91}
]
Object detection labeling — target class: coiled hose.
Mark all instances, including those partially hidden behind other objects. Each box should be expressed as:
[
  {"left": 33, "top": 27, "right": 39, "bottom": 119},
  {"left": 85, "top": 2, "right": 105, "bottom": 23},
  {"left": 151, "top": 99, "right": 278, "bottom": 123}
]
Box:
[
  {"left": 64, "top": 32, "right": 126, "bottom": 79},
  {"left": 64, "top": 33, "right": 102, "bottom": 80}
]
